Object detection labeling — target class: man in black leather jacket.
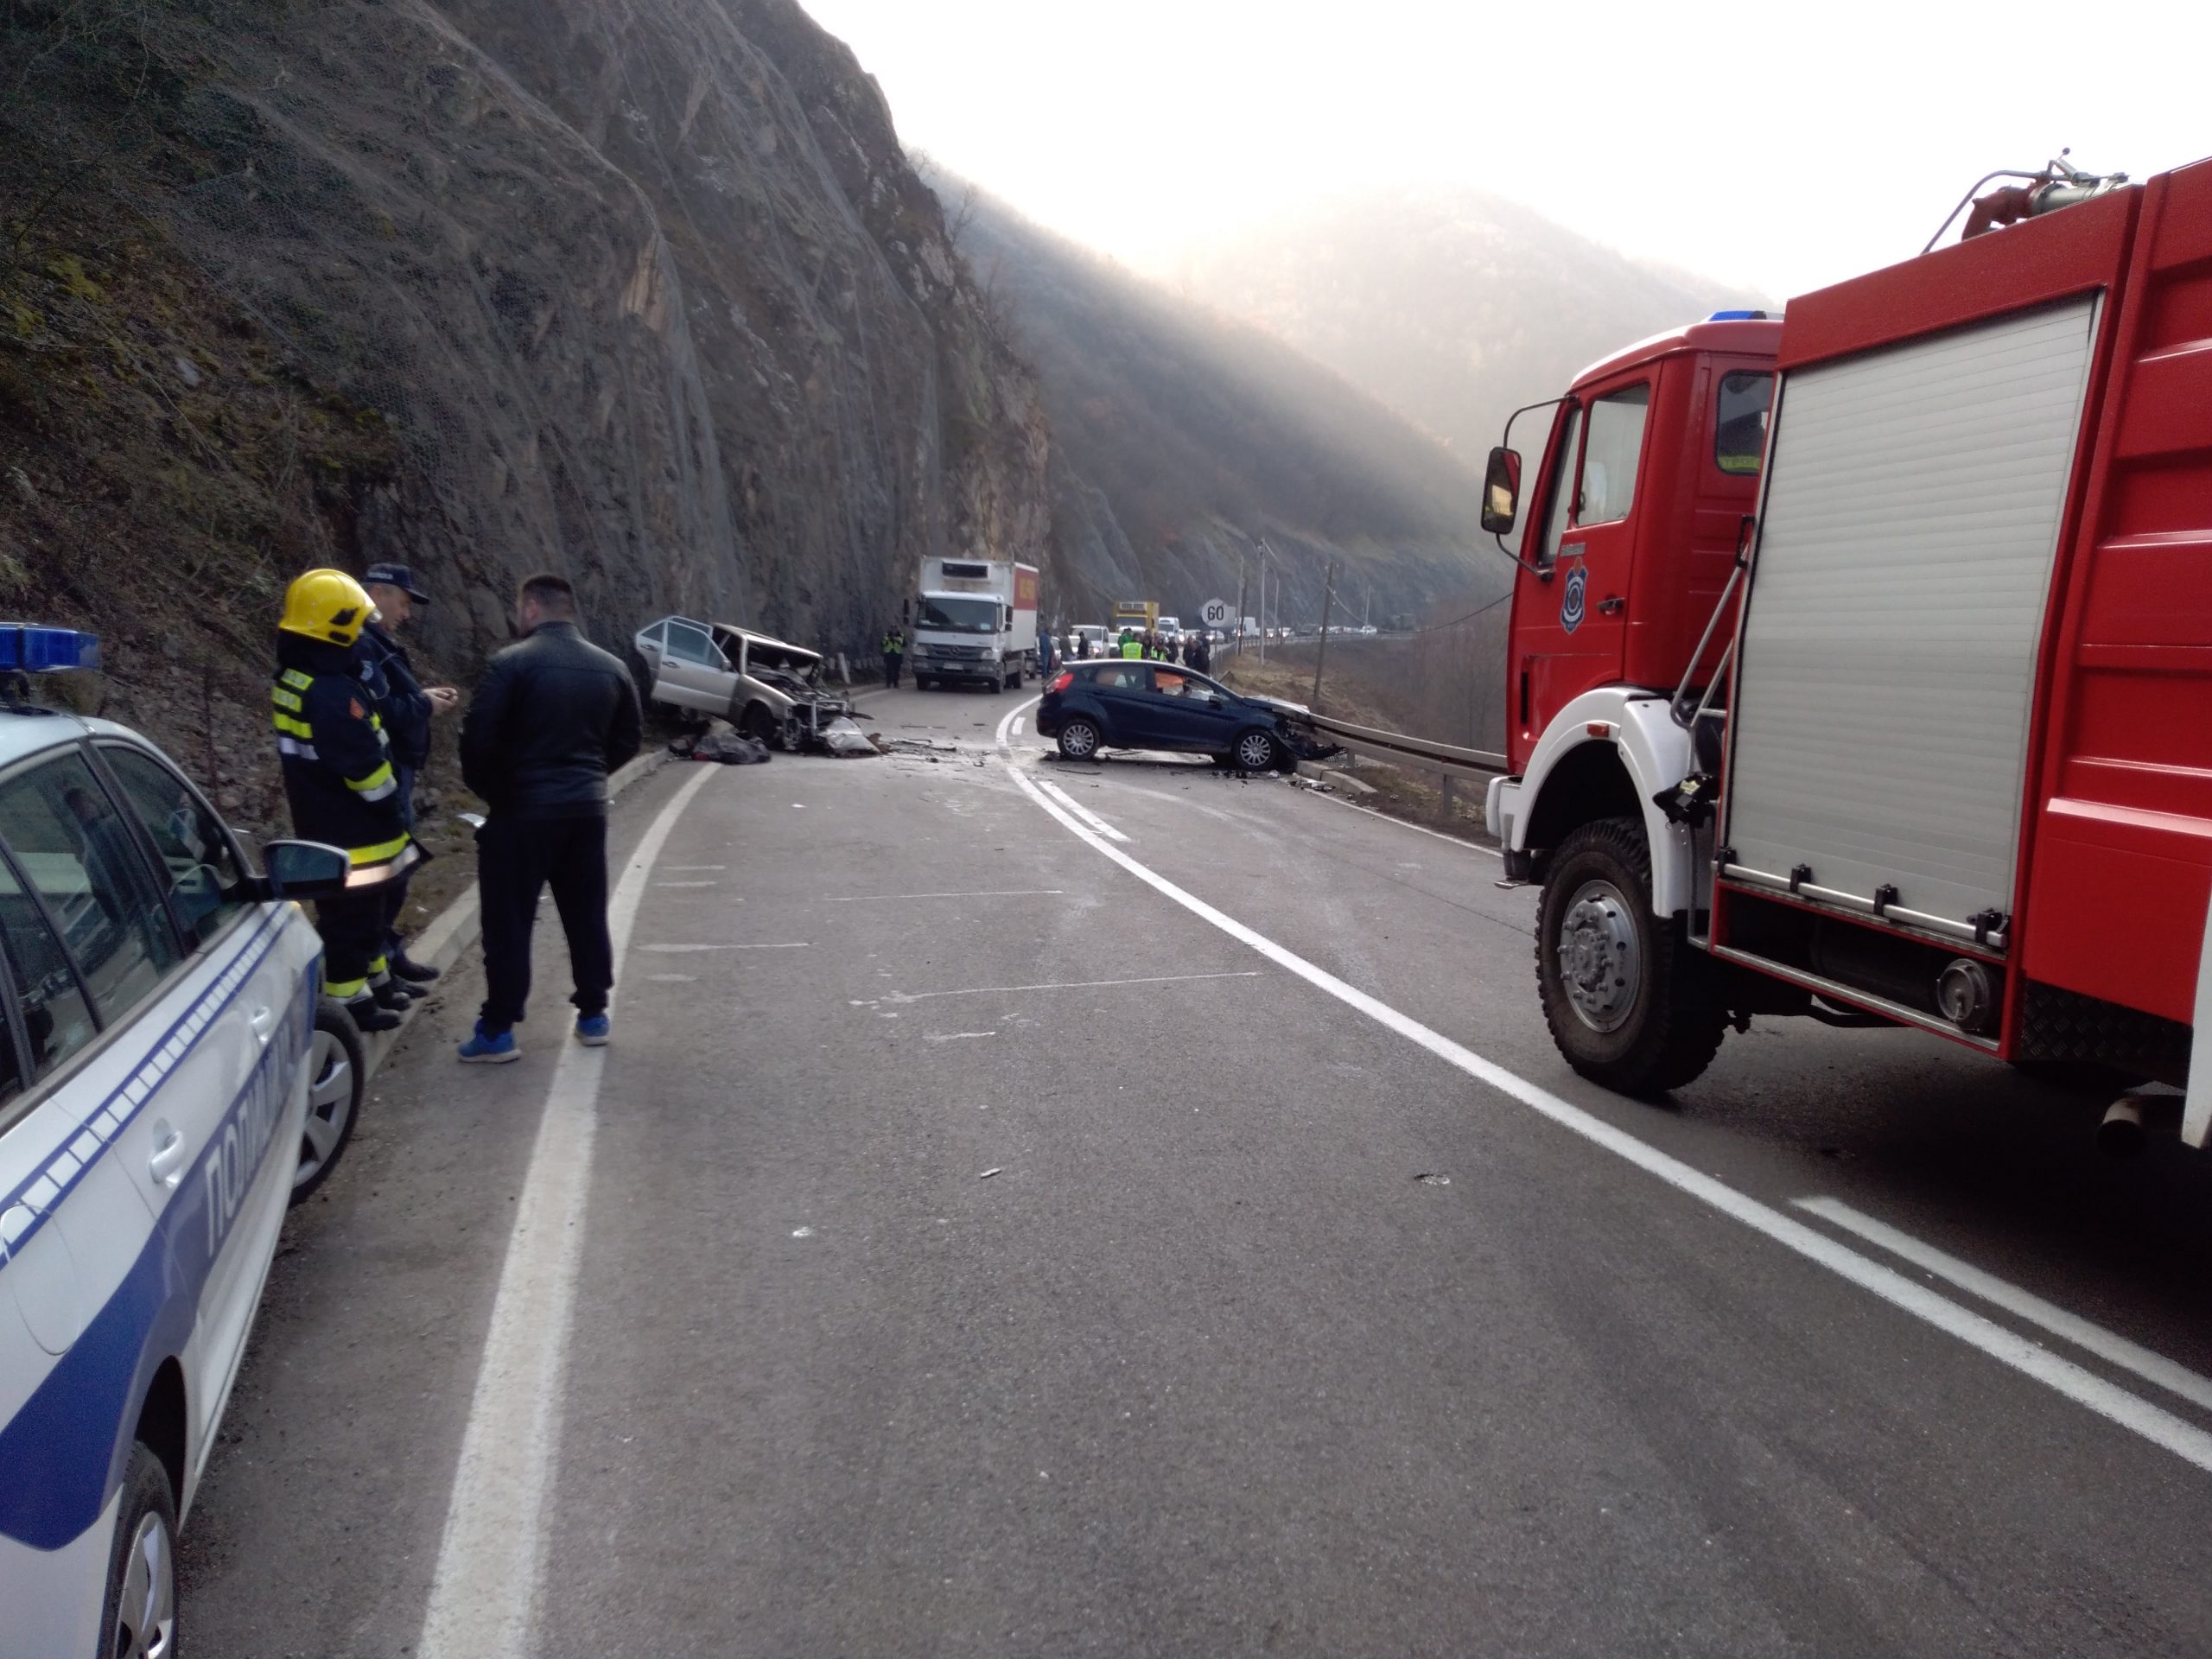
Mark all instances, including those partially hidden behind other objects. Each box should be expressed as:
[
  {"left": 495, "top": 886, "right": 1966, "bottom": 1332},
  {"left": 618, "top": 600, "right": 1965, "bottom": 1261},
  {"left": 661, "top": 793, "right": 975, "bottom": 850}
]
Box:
[{"left": 456, "top": 573, "right": 643, "bottom": 1061}]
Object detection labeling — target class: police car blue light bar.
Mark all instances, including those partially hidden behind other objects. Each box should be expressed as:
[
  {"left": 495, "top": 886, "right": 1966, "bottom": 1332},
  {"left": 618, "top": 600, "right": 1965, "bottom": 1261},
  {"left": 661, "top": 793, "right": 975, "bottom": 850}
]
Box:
[
  {"left": 0, "top": 623, "right": 102, "bottom": 672},
  {"left": 1707, "top": 309, "right": 1773, "bottom": 322}
]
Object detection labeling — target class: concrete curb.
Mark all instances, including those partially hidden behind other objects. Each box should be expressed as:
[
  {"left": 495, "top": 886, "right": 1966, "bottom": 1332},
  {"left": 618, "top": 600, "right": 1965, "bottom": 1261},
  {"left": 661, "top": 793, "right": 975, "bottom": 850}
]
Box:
[{"left": 356, "top": 747, "right": 676, "bottom": 1077}]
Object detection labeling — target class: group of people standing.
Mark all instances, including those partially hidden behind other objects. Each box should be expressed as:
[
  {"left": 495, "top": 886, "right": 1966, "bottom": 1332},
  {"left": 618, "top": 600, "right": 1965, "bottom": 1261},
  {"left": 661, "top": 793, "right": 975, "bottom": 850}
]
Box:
[
  {"left": 272, "top": 563, "right": 640, "bottom": 1062},
  {"left": 1087, "top": 627, "right": 1210, "bottom": 673}
]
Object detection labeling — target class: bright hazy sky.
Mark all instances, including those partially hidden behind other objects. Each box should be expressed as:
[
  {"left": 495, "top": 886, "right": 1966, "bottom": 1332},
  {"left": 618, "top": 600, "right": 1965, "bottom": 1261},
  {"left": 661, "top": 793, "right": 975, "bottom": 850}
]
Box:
[{"left": 801, "top": 0, "right": 2208, "bottom": 298}]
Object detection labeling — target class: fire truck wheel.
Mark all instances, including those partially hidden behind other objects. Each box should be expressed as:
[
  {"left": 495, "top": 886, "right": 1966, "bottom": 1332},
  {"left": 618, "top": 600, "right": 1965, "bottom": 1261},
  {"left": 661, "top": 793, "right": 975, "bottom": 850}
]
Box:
[{"left": 1535, "top": 816, "right": 1726, "bottom": 1097}]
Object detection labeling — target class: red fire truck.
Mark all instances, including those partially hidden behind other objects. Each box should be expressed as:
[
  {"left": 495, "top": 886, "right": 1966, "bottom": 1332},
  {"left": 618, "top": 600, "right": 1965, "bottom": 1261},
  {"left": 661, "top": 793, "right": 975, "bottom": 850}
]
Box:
[{"left": 1480, "top": 155, "right": 2209, "bottom": 1145}]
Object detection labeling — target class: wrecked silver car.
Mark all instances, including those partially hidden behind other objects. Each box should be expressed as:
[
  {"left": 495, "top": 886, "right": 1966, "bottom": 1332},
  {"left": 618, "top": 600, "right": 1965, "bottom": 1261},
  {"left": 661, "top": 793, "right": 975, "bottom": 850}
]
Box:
[{"left": 634, "top": 617, "right": 855, "bottom": 751}]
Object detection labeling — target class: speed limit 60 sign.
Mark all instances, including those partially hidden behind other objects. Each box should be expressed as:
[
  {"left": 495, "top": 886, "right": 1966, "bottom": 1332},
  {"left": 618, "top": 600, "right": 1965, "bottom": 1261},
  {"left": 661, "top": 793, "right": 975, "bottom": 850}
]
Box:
[{"left": 1200, "top": 598, "right": 1231, "bottom": 627}]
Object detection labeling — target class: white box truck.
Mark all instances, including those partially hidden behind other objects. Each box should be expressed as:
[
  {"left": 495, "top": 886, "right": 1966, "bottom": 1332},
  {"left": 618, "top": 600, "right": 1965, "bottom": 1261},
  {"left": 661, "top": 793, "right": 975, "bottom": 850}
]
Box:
[{"left": 911, "top": 556, "right": 1039, "bottom": 693}]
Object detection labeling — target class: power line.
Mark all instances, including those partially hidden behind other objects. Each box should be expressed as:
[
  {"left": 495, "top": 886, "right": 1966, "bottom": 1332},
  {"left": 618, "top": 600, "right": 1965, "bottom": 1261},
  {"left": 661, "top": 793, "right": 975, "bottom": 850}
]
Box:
[{"left": 1414, "top": 588, "right": 1514, "bottom": 635}]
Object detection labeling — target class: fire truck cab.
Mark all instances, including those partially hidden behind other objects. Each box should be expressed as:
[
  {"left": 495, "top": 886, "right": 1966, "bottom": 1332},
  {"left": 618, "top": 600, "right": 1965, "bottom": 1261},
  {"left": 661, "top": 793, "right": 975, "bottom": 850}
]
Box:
[{"left": 1484, "top": 157, "right": 2210, "bottom": 1139}]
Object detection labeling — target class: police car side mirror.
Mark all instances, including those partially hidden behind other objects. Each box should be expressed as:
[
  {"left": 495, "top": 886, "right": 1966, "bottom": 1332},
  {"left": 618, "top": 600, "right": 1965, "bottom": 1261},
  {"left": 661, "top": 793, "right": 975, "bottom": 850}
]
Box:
[
  {"left": 256, "top": 839, "right": 353, "bottom": 903},
  {"left": 1481, "top": 447, "right": 1522, "bottom": 534}
]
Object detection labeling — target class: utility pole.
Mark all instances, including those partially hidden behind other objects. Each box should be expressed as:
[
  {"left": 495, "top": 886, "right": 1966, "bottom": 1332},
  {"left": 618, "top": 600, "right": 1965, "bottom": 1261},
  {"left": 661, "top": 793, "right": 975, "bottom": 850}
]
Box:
[
  {"left": 1258, "top": 552, "right": 1267, "bottom": 666},
  {"left": 1235, "top": 558, "right": 1248, "bottom": 661},
  {"left": 1312, "top": 560, "right": 1337, "bottom": 707}
]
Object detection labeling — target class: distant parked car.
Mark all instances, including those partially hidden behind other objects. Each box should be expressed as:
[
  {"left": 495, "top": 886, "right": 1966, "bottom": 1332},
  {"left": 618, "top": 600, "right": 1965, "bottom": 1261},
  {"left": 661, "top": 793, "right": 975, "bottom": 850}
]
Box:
[{"left": 1035, "top": 661, "right": 1309, "bottom": 772}]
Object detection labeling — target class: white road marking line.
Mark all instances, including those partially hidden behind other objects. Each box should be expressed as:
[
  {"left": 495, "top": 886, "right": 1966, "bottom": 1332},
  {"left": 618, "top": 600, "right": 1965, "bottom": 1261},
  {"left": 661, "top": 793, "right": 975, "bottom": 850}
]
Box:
[
  {"left": 995, "top": 693, "right": 1041, "bottom": 757},
  {"left": 1316, "top": 792, "right": 1505, "bottom": 858},
  {"left": 664, "top": 865, "right": 727, "bottom": 871},
  {"left": 637, "top": 942, "right": 810, "bottom": 953},
  {"left": 1013, "top": 716, "right": 1026, "bottom": 736},
  {"left": 863, "top": 970, "right": 1263, "bottom": 1004},
  {"left": 824, "top": 889, "right": 1066, "bottom": 902},
  {"left": 654, "top": 880, "right": 718, "bottom": 887},
  {"left": 925, "top": 1031, "right": 999, "bottom": 1042},
  {"left": 1794, "top": 1196, "right": 2212, "bottom": 1416},
  {"left": 1037, "top": 778, "right": 1130, "bottom": 842},
  {"left": 418, "top": 763, "right": 721, "bottom": 1659},
  {"left": 1007, "top": 764, "right": 2212, "bottom": 1477}
]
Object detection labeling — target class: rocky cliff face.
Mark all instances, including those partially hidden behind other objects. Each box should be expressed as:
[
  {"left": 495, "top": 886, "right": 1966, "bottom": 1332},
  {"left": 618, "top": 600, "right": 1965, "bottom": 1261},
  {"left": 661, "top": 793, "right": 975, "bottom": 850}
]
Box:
[{"left": 2, "top": 0, "right": 1049, "bottom": 784}]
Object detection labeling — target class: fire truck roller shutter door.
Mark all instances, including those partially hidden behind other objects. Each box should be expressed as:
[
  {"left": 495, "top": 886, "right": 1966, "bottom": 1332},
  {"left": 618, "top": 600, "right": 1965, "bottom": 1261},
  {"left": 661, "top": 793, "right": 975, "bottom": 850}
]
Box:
[{"left": 1721, "top": 296, "right": 2101, "bottom": 937}]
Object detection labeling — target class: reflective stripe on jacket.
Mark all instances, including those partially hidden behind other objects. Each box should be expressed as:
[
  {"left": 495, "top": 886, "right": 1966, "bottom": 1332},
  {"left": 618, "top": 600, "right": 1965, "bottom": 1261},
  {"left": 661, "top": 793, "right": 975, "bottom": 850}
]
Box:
[{"left": 273, "top": 635, "right": 410, "bottom": 865}]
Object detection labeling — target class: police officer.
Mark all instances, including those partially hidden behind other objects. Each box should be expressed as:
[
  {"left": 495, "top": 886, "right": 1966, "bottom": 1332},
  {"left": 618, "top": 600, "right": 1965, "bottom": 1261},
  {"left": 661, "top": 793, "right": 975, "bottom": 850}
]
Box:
[
  {"left": 882, "top": 625, "right": 906, "bottom": 689},
  {"left": 1119, "top": 628, "right": 1141, "bottom": 660},
  {"left": 356, "top": 563, "right": 459, "bottom": 984},
  {"left": 272, "top": 569, "right": 415, "bottom": 1034}
]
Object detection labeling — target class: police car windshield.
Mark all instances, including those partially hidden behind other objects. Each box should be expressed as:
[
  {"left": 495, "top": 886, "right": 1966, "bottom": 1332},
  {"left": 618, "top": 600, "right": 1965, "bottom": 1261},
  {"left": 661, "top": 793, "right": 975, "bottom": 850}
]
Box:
[{"left": 919, "top": 596, "right": 997, "bottom": 633}]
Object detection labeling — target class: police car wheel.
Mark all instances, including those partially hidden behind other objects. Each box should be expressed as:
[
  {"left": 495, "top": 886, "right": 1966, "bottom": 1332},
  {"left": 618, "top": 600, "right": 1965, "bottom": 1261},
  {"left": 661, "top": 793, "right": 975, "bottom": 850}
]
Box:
[
  {"left": 292, "top": 1003, "right": 365, "bottom": 1206},
  {"left": 99, "top": 1444, "right": 178, "bottom": 1659}
]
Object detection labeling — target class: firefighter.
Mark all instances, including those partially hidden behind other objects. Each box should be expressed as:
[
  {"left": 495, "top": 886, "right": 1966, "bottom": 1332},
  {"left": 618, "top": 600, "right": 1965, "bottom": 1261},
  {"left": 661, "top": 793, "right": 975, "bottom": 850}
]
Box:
[
  {"left": 882, "top": 625, "right": 906, "bottom": 689},
  {"left": 272, "top": 568, "right": 414, "bottom": 1034}
]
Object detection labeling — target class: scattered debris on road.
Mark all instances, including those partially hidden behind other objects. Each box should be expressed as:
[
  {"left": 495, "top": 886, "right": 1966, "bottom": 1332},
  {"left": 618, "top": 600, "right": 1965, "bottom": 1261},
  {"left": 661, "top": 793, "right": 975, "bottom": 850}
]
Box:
[
  {"left": 978, "top": 1167, "right": 1003, "bottom": 1179},
  {"left": 1414, "top": 1173, "right": 1451, "bottom": 1186},
  {"left": 820, "top": 715, "right": 882, "bottom": 756},
  {"left": 669, "top": 731, "right": 772, "bottom": 765}
]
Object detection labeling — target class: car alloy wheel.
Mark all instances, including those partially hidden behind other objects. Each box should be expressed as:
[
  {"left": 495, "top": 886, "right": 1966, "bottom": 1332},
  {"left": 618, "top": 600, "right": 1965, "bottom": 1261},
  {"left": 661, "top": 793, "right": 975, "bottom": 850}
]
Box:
[
  {"left": 1234, "top": 730, "right": 1278, "bottom": 772},
  {"left": 101, "top": 1448, "right": 179, "bottom": 1659},
  {"left": 116, "top": 1509, "right": 176, "bottom": 1658},
  {"left": 293, "top": 1004, "right": 365, "bottom": 1205},
  {"left": 1058, "top": 718, "right": 1101, "bottom": 761}
]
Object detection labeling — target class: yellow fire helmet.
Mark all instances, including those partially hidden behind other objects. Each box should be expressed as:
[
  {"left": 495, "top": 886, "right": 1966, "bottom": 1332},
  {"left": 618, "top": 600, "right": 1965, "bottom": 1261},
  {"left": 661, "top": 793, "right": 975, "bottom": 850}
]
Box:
[{"left": 278, "top": 568, "right": 378, "bottom": 646}]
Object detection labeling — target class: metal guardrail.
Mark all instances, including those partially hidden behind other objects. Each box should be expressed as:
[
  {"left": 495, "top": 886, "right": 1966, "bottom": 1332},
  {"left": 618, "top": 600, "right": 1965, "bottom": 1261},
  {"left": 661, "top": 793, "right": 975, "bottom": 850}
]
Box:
[{"left": 1298, "top": 710, "right": 1508, "bottom": 781}]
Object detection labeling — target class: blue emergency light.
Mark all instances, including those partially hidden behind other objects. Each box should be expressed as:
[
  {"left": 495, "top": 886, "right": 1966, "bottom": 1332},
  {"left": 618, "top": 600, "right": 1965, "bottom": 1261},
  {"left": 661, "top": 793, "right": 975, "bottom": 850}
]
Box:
[
  {"left": 0, "top": 624, "right": 102, "bottom": 673},
  {"left": 1707, "top": 309, "right": 1773, "bottom": 321}
]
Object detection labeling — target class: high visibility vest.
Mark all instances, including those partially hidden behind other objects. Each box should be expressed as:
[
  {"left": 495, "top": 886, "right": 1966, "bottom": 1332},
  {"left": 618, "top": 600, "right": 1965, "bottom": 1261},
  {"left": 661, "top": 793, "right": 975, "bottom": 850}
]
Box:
[
  {"left": 883, "top": 632, "right": 903, "bottom": 654},
  {"left": 1120, "top": 639, "right": 1141, "bottom": 658}
]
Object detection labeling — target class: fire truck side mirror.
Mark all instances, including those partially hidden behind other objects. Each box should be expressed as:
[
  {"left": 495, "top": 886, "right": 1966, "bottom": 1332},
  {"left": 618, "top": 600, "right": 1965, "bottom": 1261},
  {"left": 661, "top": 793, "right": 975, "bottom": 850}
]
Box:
[{"left": 1481, "top": 447, "right": 1522, "bottom": 534}]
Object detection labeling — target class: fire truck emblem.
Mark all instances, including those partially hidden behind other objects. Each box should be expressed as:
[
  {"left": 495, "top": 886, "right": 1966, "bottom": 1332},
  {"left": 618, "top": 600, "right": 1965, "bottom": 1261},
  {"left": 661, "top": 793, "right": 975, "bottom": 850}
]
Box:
[{"left": 1560, "top": 563, "right": 1587, "bottom": 635}]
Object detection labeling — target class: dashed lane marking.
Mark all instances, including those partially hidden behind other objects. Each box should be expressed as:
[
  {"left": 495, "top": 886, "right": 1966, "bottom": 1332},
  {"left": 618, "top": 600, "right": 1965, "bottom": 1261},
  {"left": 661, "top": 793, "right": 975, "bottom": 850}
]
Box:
[
  {"left": 1037, "top": 778, "right": 1130, "bottom": 842},
  {"left": 1795, "top": 1197, "right": 2212, "bottom": 1416}
]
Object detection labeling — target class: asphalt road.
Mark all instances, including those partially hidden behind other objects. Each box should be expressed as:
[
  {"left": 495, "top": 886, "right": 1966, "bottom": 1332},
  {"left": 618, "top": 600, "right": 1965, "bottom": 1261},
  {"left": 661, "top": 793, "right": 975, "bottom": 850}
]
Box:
[{"left": 181, "top": 683, "right": 2212, "bottom": 1657}]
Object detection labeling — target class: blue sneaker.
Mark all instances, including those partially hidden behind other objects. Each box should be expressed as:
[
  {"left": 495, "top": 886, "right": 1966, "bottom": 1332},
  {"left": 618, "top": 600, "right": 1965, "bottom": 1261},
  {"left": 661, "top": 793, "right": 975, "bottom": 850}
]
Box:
[
  {"left": 458, "top": 1022, "right": 520, "bottom": 1064},
  {"left": 575, "top": 1014, "right": 611, "bottom": 1047}
]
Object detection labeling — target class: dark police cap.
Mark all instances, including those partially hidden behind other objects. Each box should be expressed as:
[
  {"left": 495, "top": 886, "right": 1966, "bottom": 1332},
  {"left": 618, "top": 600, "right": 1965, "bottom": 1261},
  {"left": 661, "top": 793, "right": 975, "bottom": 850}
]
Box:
[{"left": 362, "top": 563, "right": 430, "bottom": 601}]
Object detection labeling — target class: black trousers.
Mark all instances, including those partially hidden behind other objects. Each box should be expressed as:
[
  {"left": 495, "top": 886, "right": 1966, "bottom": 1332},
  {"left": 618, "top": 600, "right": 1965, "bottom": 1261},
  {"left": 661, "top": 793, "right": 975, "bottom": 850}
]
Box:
[
  {"left": 383, "top": 766, "right": 418, "bottom": 956},
  {"left": 477, "top": 812, "right": 612, "bottom": 1030},
  {"left": 313, "top": 889, "right": 389, "bottom": 997},
  {"left": 883, "top": 652, "right": 902, "bottom": 687}
]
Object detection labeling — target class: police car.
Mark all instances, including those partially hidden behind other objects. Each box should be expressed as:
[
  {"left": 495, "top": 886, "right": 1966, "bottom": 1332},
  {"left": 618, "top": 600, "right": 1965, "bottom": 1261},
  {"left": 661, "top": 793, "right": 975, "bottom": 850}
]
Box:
[{"left": 0, "top": 626, "right": 366, "bottom": 1657}]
